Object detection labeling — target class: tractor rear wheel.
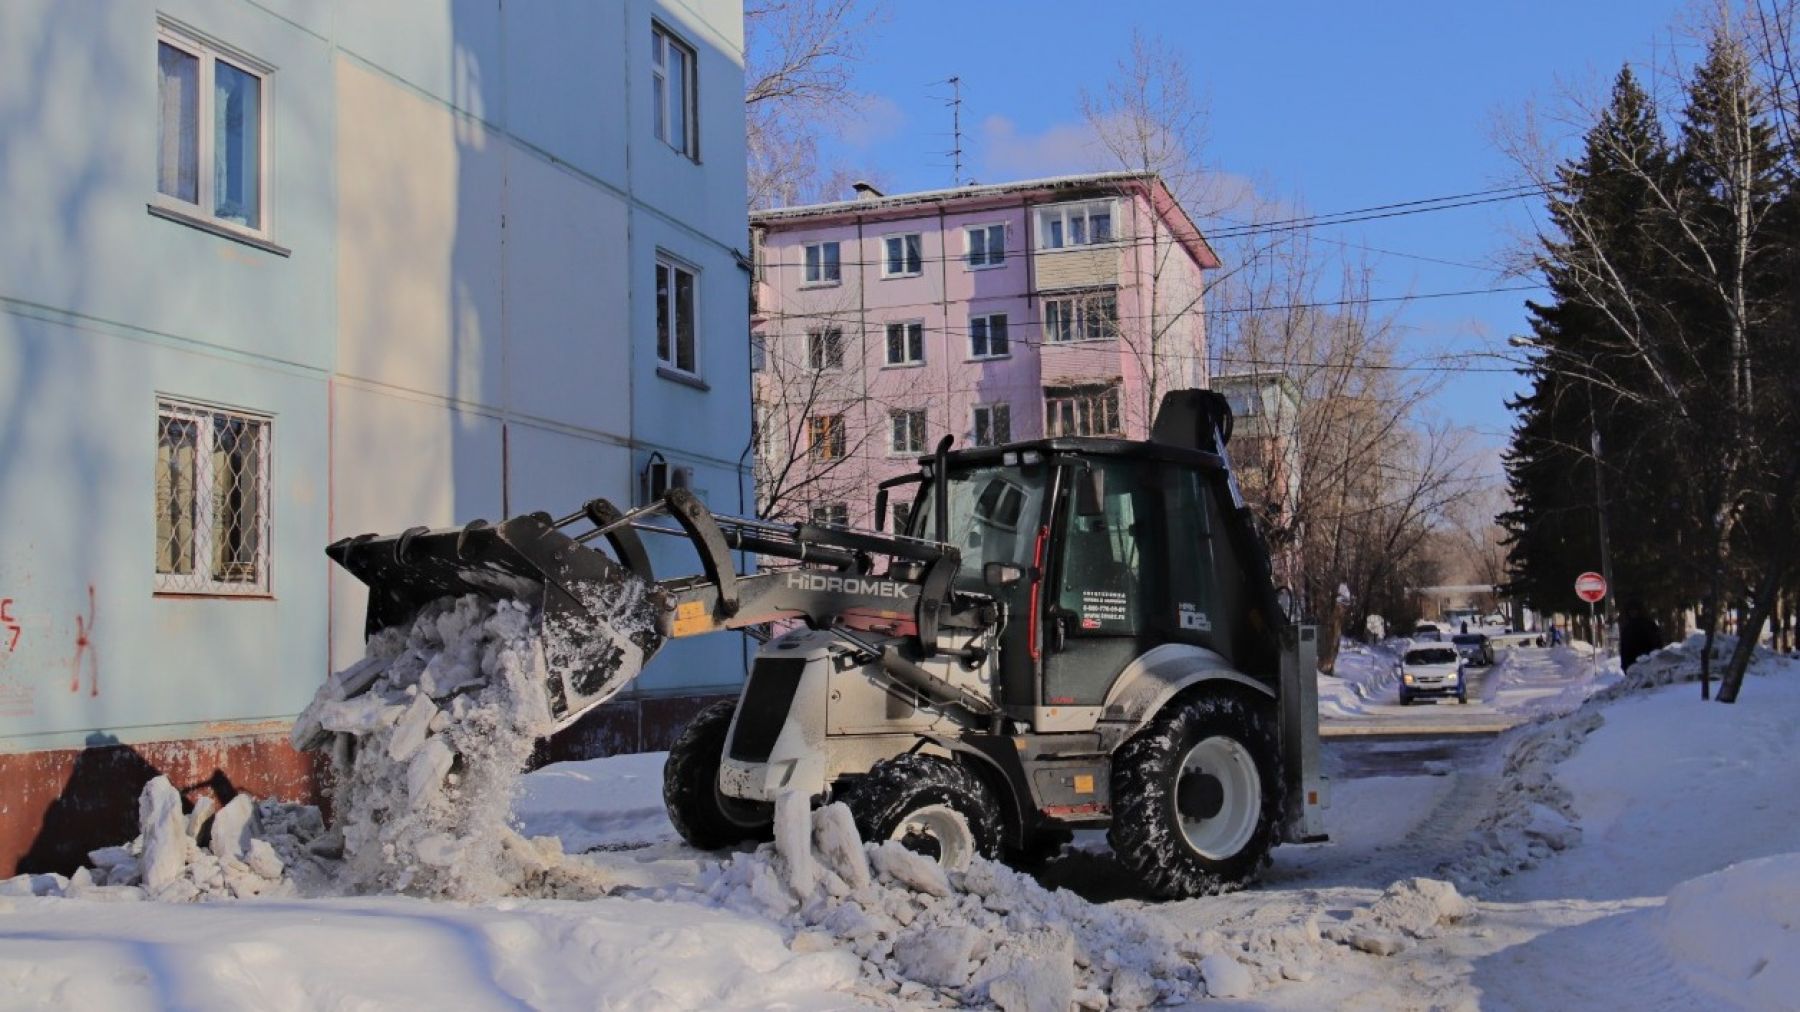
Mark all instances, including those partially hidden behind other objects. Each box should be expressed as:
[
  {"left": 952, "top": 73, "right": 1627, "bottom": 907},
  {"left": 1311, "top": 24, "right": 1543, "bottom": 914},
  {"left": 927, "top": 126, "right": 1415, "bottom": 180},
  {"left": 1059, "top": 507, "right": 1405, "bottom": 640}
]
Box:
[
  {"left": 1108, "top": 692, "right": 1283, "bottom": 899},
  {"left": 840, "top": 753, "right": 1002, "bottom": 871},
  {"left": 663, "top": 700, "right": 773, "bottom": 850}
]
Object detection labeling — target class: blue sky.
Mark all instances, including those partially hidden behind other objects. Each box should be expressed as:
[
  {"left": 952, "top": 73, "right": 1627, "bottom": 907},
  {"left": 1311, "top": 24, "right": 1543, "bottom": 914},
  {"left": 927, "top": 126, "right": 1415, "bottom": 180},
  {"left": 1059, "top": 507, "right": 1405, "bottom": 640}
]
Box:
[{"left": 814, "top": 0, "right": 1697, "bottom": 475}]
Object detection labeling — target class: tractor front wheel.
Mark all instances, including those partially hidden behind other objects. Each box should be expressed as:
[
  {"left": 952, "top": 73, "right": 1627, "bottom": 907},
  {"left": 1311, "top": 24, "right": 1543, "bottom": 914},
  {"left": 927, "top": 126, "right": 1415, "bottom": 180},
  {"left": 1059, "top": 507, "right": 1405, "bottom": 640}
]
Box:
[
  {"left": 1108, "top": 692, "right": 1283, "bottom": 899},
  {"left": 840, "top": 753, "right": 1002, "bottom": 871},
  {"left": 663, "top": 700, "right": 773, "bottom": 850}
]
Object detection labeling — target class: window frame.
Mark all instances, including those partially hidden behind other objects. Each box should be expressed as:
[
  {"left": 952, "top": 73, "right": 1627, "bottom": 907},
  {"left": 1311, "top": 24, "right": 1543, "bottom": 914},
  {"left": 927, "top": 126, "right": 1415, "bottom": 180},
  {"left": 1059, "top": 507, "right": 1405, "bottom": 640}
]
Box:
[
  {"left": 802, "top": 241, "right": 842, "bottom": 286},
  {"left": 808, "top": 413, "right": 847, "bottom": 460},
  {"left": 806, "top": 326, "right": 844, "bottom": 371},
  {"left": 880, "top": 232, "right": 924, "bottom": 278},
  {"left": 1044, "top": 383, "right": 1123, "bottom": 437},
  {"left": 888, "top": 408, "right": 927, "bottom": 456},
  {"left": 1041, "top": 289, "right": 1119, "bottom": 344},
  {"left": 154, "top": 396, "right": 274, "bottom": 597},
  {"left": 968, "top": 312, "right": 1010, "bottom": 360},
  {"left": 655, "top": 253, "right": 701, "bottom": 378},
  {"left": 650, "top": 21, "right": 699, "bottom": 160},
  {"left": 884, "top": 320, "right": 925, "bottom": 367},
  {"left": 1035, "top": 199, "right": 1116, "bottom": 251},
  {"left": 971, "top": 402, "right": 1012, "bottom": 448},
  {"left": 809, "top": 501, "right": 850, "bottom": 529},
  {"left": 964, "top": 222, "right": 1007, "bottom": 269},
  {"left": 153, "top": 20, "right": 273, "bottom": 241}
]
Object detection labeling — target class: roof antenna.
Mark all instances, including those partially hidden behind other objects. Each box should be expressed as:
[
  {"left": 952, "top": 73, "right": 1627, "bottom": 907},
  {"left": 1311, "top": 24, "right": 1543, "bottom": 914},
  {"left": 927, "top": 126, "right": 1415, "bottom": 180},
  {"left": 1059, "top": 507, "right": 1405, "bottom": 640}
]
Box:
[{"left": 943, "top": 76, "right": 964, "bottom": 187}]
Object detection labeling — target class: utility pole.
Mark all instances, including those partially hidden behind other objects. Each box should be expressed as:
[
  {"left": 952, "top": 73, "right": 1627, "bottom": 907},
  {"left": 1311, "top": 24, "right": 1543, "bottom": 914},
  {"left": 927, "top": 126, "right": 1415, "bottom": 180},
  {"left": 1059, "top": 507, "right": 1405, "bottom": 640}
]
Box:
[{"left": 1591, "top": 423, "right": 1615, "bottom": 650}]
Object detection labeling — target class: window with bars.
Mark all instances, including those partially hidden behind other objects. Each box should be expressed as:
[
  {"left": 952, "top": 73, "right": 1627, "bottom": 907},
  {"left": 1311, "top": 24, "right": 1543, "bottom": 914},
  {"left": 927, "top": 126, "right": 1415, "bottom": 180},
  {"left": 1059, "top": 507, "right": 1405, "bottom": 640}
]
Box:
[
  {"left": 807, "top": 327, "right": 844, "bottom": 370},
  {"left": 809, "top": 414, "right": 846, "bottom": 460},
  {"left": 809, "top": 502, "right": 849, "bottom": 528},
  {"left": 1044, "top": 383, "right": 1122, "bottom": 437},
  {"left": 972, "top": 403, "right": 1011, "bottom": 447},
  {"left": 885, "top": 321, "right": 924, "bottom": 365},
  {"left": 969, "top": 313, "right": 1009, "bottom": 358},
  {"left": 889, "top": 408, "right": 927, "bottom": 454},
  {"left": 155, "top": 399, "right": 271, "bottom": 595},
  {"left": 1043, "top": 290, "right": 1119, "bottom": 343}
]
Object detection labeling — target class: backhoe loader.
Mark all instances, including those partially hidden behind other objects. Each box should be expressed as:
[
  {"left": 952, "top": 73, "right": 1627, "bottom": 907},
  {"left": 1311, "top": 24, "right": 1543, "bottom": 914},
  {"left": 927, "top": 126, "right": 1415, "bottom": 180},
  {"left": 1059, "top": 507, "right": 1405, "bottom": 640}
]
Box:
[{"left": 317, "top": 389, "right": 1327, "bottom": 898}]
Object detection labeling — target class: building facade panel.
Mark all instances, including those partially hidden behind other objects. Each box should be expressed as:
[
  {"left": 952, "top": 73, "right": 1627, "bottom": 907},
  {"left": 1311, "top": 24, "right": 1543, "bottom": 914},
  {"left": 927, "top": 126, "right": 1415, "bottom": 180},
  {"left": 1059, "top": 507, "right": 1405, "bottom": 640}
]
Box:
[{"left": 0, "top": 0, "right": 751, "bottom": 876}]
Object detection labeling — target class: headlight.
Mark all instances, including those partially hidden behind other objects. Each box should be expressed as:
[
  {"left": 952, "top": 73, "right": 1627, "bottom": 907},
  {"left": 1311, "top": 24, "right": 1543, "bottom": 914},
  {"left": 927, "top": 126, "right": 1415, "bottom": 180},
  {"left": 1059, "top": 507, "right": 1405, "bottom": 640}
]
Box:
[{"left": 1402, "top": 674, "right": 1415, "bottom": 685}]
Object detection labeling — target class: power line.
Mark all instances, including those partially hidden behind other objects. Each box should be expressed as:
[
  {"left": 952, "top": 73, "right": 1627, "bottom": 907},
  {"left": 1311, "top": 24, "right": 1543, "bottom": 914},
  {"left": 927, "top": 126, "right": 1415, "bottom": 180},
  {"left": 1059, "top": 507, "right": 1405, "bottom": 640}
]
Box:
[
  {"left": 758, "top": 282, "right": 1544, "bottom": 333},
  {"left": 756, "top": 183, "right": 1541, "bottom": 272}
]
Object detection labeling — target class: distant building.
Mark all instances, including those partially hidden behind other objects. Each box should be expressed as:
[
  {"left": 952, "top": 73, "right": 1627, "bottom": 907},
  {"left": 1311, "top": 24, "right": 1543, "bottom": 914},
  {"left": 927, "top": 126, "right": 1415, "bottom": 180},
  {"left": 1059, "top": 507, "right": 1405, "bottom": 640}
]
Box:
[
  {"left": 749, "top": 172, "right": 1219, "bottom": 527},
  {"left": 0, "top": 0, "right": 751, "bottom": 876},
  {"left": 1210, "top": 372, "right": 1302, "bottom": 588}
]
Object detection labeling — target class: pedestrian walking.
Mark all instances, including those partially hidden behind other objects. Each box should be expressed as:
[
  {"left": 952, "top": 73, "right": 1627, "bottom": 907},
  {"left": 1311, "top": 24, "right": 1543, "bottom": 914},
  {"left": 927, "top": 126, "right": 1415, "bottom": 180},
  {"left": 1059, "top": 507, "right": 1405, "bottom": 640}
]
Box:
[{"left": 1619, "top": 599, "right": 1665, "bottom": 672}]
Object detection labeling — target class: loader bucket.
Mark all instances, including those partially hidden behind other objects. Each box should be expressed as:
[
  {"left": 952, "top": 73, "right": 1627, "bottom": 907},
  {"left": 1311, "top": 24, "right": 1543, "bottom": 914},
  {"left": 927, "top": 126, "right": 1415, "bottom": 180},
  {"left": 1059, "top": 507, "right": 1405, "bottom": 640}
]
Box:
[{"left": 326, "top": 512, "right": 668, "bottom": 730}]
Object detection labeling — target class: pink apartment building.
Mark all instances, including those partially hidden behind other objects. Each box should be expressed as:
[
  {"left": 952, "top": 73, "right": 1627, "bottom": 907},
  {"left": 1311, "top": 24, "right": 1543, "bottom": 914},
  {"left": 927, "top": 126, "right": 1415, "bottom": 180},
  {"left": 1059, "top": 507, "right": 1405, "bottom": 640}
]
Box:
[{"left": 750, "top": 171, "right": 1220, "bottom": 527}]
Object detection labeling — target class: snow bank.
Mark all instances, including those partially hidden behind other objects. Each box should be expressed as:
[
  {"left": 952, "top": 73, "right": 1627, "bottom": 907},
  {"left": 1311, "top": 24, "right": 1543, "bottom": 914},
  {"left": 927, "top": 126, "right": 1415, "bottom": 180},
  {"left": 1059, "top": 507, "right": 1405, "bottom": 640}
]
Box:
[
  {"left": 1444, "top": 633, "right": 1796, "bottom": 890},
  {"left": 1317, "top": 640, "right": 1404, "bottom": 717},
  {"left": 1654, "top": 853, "right": 1800, "bottom": 1010}
]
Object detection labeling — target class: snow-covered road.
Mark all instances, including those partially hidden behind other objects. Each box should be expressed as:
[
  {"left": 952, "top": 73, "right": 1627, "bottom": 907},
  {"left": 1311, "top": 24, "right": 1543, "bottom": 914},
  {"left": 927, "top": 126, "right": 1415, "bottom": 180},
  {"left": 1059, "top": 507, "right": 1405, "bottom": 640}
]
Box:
[
  {"left": 2, "top": 637, "right": 1795, "bottom": 1010},
  {"left": 1320, "top": 641, "right": 1621, "bottom": 736}
]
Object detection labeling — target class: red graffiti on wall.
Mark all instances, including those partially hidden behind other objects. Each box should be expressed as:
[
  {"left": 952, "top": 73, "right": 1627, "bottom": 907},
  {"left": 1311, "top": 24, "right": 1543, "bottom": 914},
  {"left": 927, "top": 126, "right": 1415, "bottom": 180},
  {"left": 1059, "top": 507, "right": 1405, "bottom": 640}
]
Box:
[
  {"left": 70, "top": 586, "right": 97, "bottom": 697},
  {"left": 0, "top": 598, "right": 18, "bottom": 653}
]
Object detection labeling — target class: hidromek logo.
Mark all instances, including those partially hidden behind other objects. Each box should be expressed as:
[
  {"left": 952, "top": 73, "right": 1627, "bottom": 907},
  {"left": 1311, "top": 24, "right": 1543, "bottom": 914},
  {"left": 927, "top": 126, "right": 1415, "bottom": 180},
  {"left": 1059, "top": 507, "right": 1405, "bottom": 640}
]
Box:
[{"left": 783, "top": 572, "right": 918, "bottom": 599}]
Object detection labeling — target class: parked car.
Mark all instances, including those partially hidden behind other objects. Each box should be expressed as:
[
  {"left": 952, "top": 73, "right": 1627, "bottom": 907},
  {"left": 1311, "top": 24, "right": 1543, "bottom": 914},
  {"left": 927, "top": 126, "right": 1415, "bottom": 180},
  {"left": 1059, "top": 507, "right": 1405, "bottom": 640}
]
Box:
[
  {"left": 1451, "top": 632, "right": 1495, "bottom": 667},
  {"left": 1412, "top": 622, "right": 1445, "bottom": 642},
  {"left": 1398, "top": 646, "right": 1467, "bottom": 705}
]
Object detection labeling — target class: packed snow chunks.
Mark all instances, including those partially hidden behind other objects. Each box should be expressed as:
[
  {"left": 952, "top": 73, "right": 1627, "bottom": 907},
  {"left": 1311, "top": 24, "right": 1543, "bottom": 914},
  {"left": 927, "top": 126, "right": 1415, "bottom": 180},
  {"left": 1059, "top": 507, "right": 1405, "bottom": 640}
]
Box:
[
  {"left": 697, "top": 792, "right": 1274, "bottom": 1008},
  {"left": 0, "top": 775, "right": 331, "bottom": 903},
  {"left": 295, "top": 594, "right": 614, "bottom": 900}
]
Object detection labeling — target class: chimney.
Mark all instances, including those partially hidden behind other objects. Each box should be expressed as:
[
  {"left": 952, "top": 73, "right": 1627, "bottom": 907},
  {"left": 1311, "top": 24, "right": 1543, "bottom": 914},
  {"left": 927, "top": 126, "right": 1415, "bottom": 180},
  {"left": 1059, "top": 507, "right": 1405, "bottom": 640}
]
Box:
[{"left": 851, "top": 180, "right": 884, "bottom": 201}]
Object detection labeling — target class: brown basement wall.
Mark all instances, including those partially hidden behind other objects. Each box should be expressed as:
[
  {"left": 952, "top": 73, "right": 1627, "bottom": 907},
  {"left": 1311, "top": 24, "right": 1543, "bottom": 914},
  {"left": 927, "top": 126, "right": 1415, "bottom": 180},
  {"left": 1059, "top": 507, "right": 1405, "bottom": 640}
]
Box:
[{"left": 0, "top": 692, "right": 730, "bottom": 878}]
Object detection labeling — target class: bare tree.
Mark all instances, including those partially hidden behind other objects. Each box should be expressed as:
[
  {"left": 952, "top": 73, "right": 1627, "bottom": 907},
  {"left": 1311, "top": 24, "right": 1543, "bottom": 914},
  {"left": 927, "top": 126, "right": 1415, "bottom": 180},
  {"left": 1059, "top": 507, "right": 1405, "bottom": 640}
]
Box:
[
  {"left": 744, "top": 0, "right": 883, "bottom": 209},
  {"left": 1208, "top": 227, "right": 1479, "bottom": 671}
]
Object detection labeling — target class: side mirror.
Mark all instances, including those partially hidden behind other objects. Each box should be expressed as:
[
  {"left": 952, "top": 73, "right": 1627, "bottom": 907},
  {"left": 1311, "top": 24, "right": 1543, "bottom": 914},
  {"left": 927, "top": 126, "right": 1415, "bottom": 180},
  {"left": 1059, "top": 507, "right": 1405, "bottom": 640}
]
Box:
[
  {"left": 983, "top": 561, "right": 1027, "bottom": 588},
  {"left": 1276, "top": 586, "right": 1297, "bottom": 621},
  {"left": 874, "top": 488, "right": 889, "bottom": 533},
  {"left": 1075, "top": 467, "right": 1106, "bottom": 517}
]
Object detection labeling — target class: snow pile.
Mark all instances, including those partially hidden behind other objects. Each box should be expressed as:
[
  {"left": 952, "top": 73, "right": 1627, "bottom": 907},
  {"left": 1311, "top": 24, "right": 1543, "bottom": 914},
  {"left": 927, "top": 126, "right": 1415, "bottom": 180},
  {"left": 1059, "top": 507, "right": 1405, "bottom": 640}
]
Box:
[
  {"left": 1444, "top": 632, "right": 1793, "bottom": 889},
  {"left": 1652, "top": 853, "right": 1800, "bottom": 1009},
  {"left": 7, "top": 594, "right": 616, "bottom": 905},
  {"left": 1322, "top": 877, "right": 1474, "bottom": 956},
  {"left": 298, "top": 593, "right": 619, "bottom": 899},
  {"left": 1317, "top": 640, "right": 1403, "bottom": 717},
  {"left": 0, "top": 778, "right": 335, "bottom": 903},
  {"left": 689, "top": 793, "right": 1264, "bottom": 1008}
]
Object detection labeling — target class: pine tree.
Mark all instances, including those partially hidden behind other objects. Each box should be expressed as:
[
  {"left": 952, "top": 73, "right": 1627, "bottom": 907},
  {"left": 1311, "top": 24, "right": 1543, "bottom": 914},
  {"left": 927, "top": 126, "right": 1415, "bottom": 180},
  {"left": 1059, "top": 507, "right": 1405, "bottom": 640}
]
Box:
[{"left": 1505, "top": 66, "right": 1691, "bottom": 622}]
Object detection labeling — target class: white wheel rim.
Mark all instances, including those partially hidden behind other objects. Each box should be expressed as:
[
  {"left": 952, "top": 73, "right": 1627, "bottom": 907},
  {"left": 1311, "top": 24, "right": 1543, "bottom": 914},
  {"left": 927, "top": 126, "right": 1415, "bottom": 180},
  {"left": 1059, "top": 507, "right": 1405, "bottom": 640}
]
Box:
[
  {"left": 890, "top": 803, "right": 976, "bottom": 870},
  {"left": 1177, "top": 736, "right": 1262, "bottom": 860}
]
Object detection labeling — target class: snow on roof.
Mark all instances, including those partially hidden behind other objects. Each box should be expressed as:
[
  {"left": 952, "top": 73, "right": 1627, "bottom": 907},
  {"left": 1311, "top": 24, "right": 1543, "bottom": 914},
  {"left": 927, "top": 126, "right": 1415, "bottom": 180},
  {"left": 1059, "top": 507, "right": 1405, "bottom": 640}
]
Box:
[{"left": 750, "top": 170, "right": 1157, "bottom": 222}]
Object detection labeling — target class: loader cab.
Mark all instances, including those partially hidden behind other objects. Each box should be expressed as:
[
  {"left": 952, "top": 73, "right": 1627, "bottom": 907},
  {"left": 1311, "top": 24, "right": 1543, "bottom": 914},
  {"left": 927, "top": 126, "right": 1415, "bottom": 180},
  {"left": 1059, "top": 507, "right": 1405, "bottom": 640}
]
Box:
[{"left": 909, "top": 437, "right": 1276, "bottom": 726}]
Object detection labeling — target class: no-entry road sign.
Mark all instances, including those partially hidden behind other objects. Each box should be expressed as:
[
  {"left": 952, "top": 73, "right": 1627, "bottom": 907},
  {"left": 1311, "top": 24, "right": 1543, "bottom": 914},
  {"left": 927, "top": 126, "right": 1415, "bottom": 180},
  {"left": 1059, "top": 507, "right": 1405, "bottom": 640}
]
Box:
[{"left": 1574, "top": 571, "right": 1608, "bottom": 604}]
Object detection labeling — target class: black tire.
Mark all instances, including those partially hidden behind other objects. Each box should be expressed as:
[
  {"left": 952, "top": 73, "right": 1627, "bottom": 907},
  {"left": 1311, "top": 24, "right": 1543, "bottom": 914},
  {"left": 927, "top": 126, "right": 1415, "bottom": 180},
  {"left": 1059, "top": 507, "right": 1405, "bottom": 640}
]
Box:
[
  {"left": 1399, "top": 694, "right": 1412, "bottom": 706},
  {"left": 663, "top": 700, "right": 773, "bottom": 850},
  {"left": 1107, "top": 692, "right": 1283, "bottom": 899},
  {"left": 839, "top": 752, "right": 1003, "bottom": 869}
]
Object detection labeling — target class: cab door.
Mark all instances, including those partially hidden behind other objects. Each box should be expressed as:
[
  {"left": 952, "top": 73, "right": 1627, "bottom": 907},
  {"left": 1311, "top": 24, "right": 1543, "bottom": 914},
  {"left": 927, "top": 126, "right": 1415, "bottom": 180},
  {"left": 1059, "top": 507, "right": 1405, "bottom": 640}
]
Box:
[{"left": 1041, "top": 458, "right": 1165, "bottom": 710}]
